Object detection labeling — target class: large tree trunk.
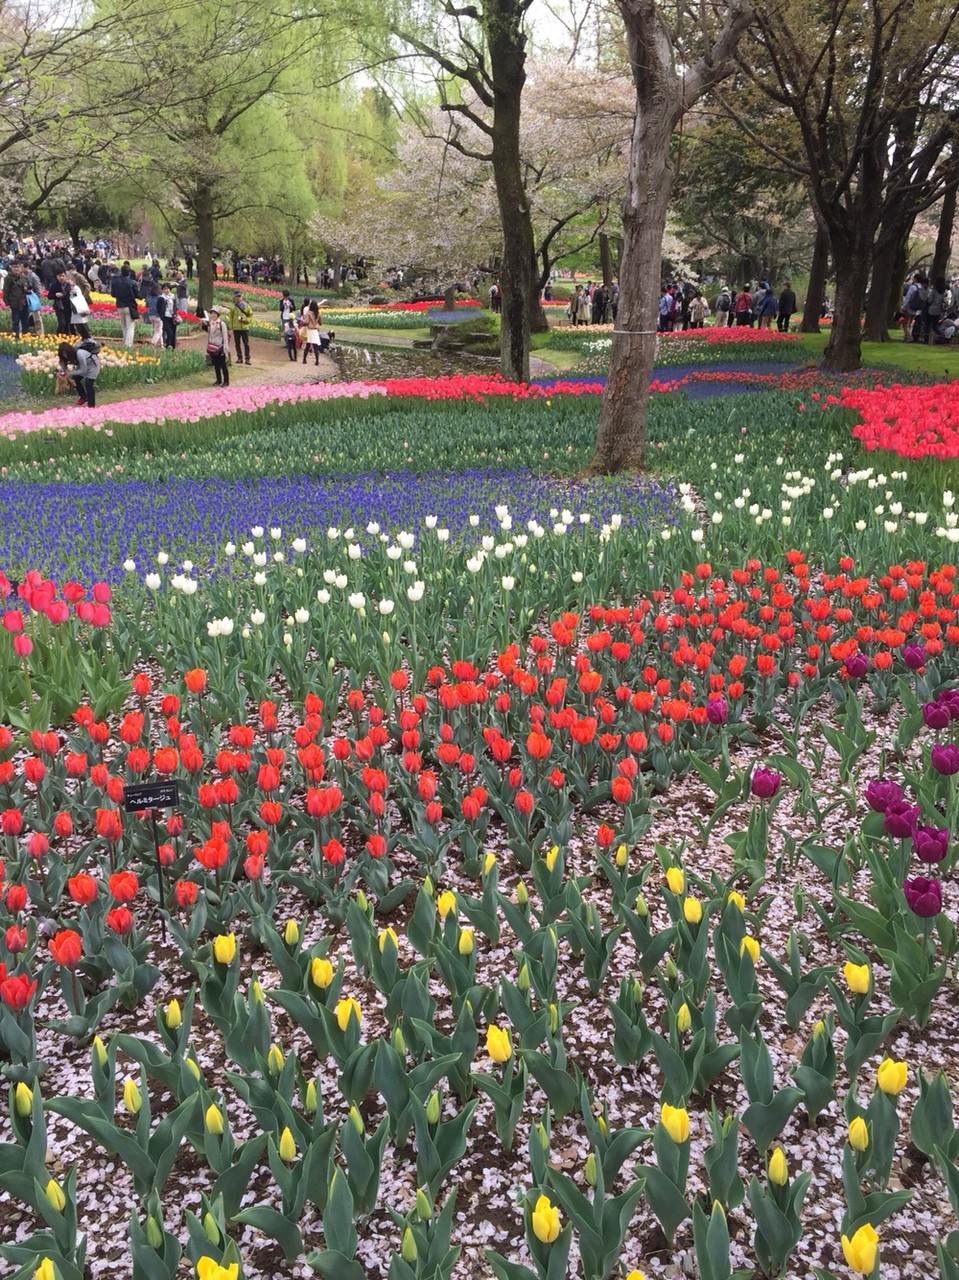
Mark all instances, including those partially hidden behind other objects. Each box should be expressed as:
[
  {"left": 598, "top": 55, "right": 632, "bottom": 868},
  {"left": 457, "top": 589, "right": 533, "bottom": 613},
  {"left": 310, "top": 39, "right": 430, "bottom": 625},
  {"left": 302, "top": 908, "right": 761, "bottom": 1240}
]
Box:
[
  {"left": 823, "top": 234, "right": 871, "bottom": 370},
  {"left": 932, "top": 180, "right": 957, "bottom": 283},
  {"left": 799, "top": 225, "right": 829, "bottom": 333},
  {"left": 863, "top": 223, "right": 910, "bottom": 341},
  {"left": 528, "top": 277, "right": 549, "bottom": 333},
  {"left": 599, "top": 232, "right": 613, "bottom": 286},
  {"left": 591, "top": 99, "right": 676, "bottom": 471},
  {"left": 195, "top": 182, "right": 215, "bottom": 315},
  {"left": 486, "top": 0, "right": 534, "bottom": 382}
]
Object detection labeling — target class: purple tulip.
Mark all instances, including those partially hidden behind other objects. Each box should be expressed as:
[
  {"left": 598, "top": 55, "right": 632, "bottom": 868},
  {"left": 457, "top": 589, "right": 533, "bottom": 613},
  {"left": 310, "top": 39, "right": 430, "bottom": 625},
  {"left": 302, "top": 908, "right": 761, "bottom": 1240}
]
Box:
[
  {"left": 883, "top": 800, "right": 921, "bottom": 839},
  {"left": 751, "top": 766, "right": 782, "bottom": 799},
  {"left": 844, "top": 653, "right": 869, "bottom": 679},
  {"left": 903, "top": 875, "right": 943, "bottom": 918},
  {"left": 923, "top": 701, "right": 953, "bottom": 731},
  {"left": 706, "top": 697, "right": 728, "bottom": 725},
  {"left": 912, "top": 824, "right": 950, "bottom": 864},
  {"left": 939, "top": 689, "right": 959, "bottom": 721},
  {"left": 903, "top": 643, "right": 927, "bottom": 670},
  {"left": 864, "top": 779, "right": 904, "bottom": 813},
  {"left": 931, "top": 743, "right": 959, "bottom": 775}
]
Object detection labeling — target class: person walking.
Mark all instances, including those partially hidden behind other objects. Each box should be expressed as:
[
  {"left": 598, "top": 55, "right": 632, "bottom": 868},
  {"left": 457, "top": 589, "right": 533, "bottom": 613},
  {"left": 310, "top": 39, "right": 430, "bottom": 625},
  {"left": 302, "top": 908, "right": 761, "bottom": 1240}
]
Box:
[
  {"left": 203, "top": 307, "right": 230, "bottom": 386},
  {"left": 756, "top": 285, "right": 778, "bottom": 329},
  {"left": 185, "top": 252, "right": 194, "bottom": 281},
  {"left": 2, "top": 262, "right": 30, "bottom": 339},
  {"left": 280, "top": 289, "right": 296, "bottom": 327},
  {"left": 157, "top": 283, "right": 178, "bottom": 349},
  {"left": 229, "top": 290, "right": 253, "bottom": 364},
  {"left": 110, "top": 266, "right": 141, "bottom": 346},
  {"left": 301, "top": 300, "right": 322, "bottom": 364},
  {"left": 68, "top": 276, "right": 92, "bottom": 340},
  {"left": 144, "top": 279, "right": 163, "bottom": 347},
  {"left": 734, "top": 284, "right": 754, "bottom": 326},
  {"left": 175, "top": 271, "right": 189, "bottom": 316},
  {"left": 49, "top": 270, "right": 73, "bottom": 334},
  {"left": 777, "top": 281, "right": 796, "bottom": 332}
]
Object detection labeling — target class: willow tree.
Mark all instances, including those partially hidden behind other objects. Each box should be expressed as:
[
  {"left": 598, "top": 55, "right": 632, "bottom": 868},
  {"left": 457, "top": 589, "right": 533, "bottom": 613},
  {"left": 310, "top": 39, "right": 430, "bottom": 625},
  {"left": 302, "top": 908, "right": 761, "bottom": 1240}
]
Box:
[{"left": 590, "top": 0, "right": 754, "bottom": 473}]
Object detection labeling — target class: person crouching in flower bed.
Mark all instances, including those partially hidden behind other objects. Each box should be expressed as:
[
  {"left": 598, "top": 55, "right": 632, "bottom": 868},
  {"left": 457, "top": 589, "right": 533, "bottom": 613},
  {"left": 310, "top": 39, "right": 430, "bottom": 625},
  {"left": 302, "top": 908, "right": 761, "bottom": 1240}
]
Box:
[
  {"left": 202, "top": 308, "right": 230, "bottom": 387},
  {"left": 58, "top": 339, "right": 101, "bottom": 407}
]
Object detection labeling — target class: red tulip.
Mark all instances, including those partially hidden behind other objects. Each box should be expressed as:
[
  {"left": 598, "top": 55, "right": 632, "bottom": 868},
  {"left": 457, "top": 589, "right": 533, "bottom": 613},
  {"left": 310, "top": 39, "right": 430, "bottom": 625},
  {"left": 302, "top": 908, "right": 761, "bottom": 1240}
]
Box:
[
  {"left": 68, "top": 873, "right": 98, "bottom": 904},
  {"left": 0, "top": 972, "right": 37, "bottom": 1008},
  {"left": 49, "top": 929, "right": 82, "bottom": 968}
]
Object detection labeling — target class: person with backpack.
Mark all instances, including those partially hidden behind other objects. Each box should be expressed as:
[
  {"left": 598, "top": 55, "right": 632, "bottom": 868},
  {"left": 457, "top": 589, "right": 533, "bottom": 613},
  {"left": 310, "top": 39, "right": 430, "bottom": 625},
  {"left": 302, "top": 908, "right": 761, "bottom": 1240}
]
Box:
[
  {"left": 714, "top": 286, "right": 731, "bottom": 326},
  {"left": 756, "top": 285, "right": 778, "bottom": 328},
  {"left": 228, "top": 291, "right": 253, "bottom": 364},
  {"left": 58, "top": 339, "right": 101, "bottom": 407},
  {"left": 734, "top": 285, "right": 754, "bottom": 326}
]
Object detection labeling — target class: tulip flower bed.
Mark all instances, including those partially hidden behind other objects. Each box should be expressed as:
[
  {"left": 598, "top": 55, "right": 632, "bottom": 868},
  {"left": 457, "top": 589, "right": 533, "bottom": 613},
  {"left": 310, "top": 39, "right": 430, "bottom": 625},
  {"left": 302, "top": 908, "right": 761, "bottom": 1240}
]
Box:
[
  {"left": 834, "top": 382, "right": 959, "bottom": 461},
  {"left": 15, "top": 348, "right": 207, "bottom": 397},
  {"left": 4, "top": 545, "right": 959, "bottom": 1280},
  {"left": 3, "top": 358, "right": 959, "bottom": 1279},
  {"left": 547, "top": 328, "right": 806, "bottom": 363}
]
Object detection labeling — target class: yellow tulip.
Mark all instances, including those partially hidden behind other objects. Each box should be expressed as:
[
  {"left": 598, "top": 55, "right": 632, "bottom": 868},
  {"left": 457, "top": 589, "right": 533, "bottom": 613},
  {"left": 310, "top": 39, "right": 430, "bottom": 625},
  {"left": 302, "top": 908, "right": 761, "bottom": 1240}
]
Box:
[
  {"left": 310, "top": 956, "right": 333, "bottom": 988},
  {"left": 267, "top": 1043, "right": 284, "bottom": 1075},
  {"left": 250, "top": 978, "right": 264, "bottom": 1004},
  {"left": 33, "top": 1261, "right": 56, "bottom": 1280},
  {"left": 813, "top": 1018, "right": 826, "bottom": 1038},
  {"left": 458, "top": 927, "right": 474, "bottom": 955},
  {"left": 278, "top": 1126, "right": 297, "bottom": 1162},
  {"left": 844, "top": 961, "right": 871, "bottom": 995},
  {"left": 545, "top": 845, "right": 559, "bottom": 872},
  {"left": 378, "top": 926, "right": 398, "bottom": 954},
  {"left": 123, "top": 1076, "right": 142, "bottom": 1114},
  {"left": 336, "top": 997, "right": 362, "bottom": 1032},
  {"left": 212, "top": 932, "right": 236, "bottom": 964},
  {"left": 486, "top": 1024, "right": 512, "bottom": 1063},
  {"left": 45, "top": 1178, "right": 66, "bottom": 1211},
  {"left": 634, "top": 891, "right": 648, "bottom": 917},
  {"left": 92, "top": 1034, "right": 107, "bottom": 1067},
  {"left": 615, "top": 843, "right": 628, "bottom": 868},
  {"left": 14, "top": 1081, "right": 32, "bottom": 1116},
  {"left": 483, "top": 851, "right": 496, "bottom": 875},
  {"left": 515, "top": 879, "right": 529, "bottom": 906},
  {"left": 767, "top": 1147, "right": 788, "bottom": 1186},
  {"left": 349, "top": 1104, "right": 364, "bottom": 1134},
  {"left": 304, "top": 1080, "right": 318, "bottom": 1114},
  {"left": 436, "top": 890, "right": 456, "bottom": 919},
  {"left": 841, "top": 1223, "right": 879, "bottom": 1274},
  {"left": 665, "top": 866, "right": 685, "bottom": 895},
  {"left": 626, "top": 1272, "right": 647, "bottom": 1280},
  {"left": 185, "top": 1054, "right": 201, "bottom": 1080},
  {"left": 727, "top": 889, "right": 746, "bottom": 911},
  {"left": 683, "top": 896, "right": 703, "bottom": 925},
  {"left": 877, "top": 1057, "right": 907, "bottom": 1095},
  {"left": 205, "top": 1104, "right": 225, "bottom": 1135},
  {"left": 848, "top": 1116, "right": 869, "bottom": 1151},
  {"left": 740, "top": 935, "right": 760, "bottom": 964},
  {"left": 196, "top": 1257, "right": 240, "bottom": 1280},
  {"left": 584, "top": 1152, "right": 597, "bottom": 1186},
  {"left": 164, "top": 998, "right": 182, "bottom": 1029},
  {"left": 531, "top": 1193, "right": 561, "bottom": 1244},
  {"left": 660, "top": 1102, "right": 690, "bottom": 1143},
  {"left": 284, "top": 919, "right": 299, "bottom": 946},
  {"left": 401, "top": 1226, "right": 418, "bottom": 1263},
  {"left": 676, "top": 1003, "right": 692, "bottom": 1033}
]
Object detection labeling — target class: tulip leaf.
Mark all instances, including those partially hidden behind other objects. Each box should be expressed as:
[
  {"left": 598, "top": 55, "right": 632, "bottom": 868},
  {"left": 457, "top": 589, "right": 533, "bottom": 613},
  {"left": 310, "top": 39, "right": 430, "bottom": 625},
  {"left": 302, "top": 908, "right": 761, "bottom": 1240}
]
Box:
[
  {"left": 638, "top": 1163, "right": 690, "bottom": 1243},
  {"left": 232, "top": 1204, "right": 303, "bottom": 1260}
]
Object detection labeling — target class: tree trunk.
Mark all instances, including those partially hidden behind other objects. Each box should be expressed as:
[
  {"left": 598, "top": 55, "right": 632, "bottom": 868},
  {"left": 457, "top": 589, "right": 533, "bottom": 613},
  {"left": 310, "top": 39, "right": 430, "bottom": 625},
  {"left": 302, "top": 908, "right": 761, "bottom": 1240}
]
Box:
[
  {"left": 195, "top": 182, "right": 215, "bottom": 315},
  {"left": 331, "top": 250, "right": 345, "bottom": 291},
  {"left": 823, "top": 238, "right": 870, "bottom": 370},
  {"left": 799, "top": 226, "right": 829, "bottom": 333},
  {"left": 862, "top": 224, "right": 910, "bottom": 342},
  {"left": 486, "top": 0, "right": 534, "bottom": 383},
  {"left": 932, "top": 180, "right": 957, "bottom": 283},
  {"left": 444, "top": 285, "right": 457, "bottom": 310},
  {"left": 591, "top": 109, "right": 674, "bottom": 472},
  {"left": 599, "top": 232, "right": 613, "bottom": 286}
]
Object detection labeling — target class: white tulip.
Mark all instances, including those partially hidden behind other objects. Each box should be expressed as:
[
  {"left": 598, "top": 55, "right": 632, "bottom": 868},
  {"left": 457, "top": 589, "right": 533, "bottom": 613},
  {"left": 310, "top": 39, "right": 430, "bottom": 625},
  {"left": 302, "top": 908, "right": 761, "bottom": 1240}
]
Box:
[
  {"left": 251, "top": 525, "right": 264, "bottom": 537},
  {"left": 323, "top": 568, "right": 337, "bottom": 584},
  {"left": 366, "top": 522, "right": 380, "bottom": 535},
  {"left": 398, "top": 531, "right": 415, "bottom": 549},
  {"left": 157, "top": 551, "right": 169, "bottom": 565},
  {"left": 292, "top": 538, "right": 306, "bottom": 553},
  {"left": 348, "top": 592, "right": 366, "bottom": 610},
  {"left": 387, "top": 545, "right": 402, "bottom": 560},
  {"left": 378, "top": 599, "right": 395, "bottom": 616},
  {"left": 425, "top": 515, "right": 437, "bottom": 528},
  {"left": 253, "top": 552, "right": 267, "bottom": 567},
  {"left": 254, "top": 572, "right": 267, "bottom": 586},
  {"left": 224, "top": 542, "right": 236, "bottom": 556},
  {"left": 123, "top": 559, "right": 136, "bottom": 572},
  {"left": 501, "top": 576, "right": 515, "bottom": 591},
  {"left": 294, "top": 607, "right": 310, "bottom": 624},
  {"left": 348, "top": 543, "right": 362, "bottom": 560},
  {"left": 251, "top": 609, "right": 265, "bottom": 625},
  {"left": 407, "top": 582, "right": 425, "bottom": 602},
  {"left": 469, "top": 514, "right": 480, "bottom": 527},
  {"left": 334, "top": 574, "right": 347, "bottom": 589},
  {"left": 316, "top": 589, "right": 331, "bottom": 604},
  {"left": 241, "top": 542, "right": 254, "bottom": 556},
  {"left": 270, "top": 527, "right": 281, "bottom": 540},
  {"left": 145, "top": 573, "right": 161, "bottom": 590}
]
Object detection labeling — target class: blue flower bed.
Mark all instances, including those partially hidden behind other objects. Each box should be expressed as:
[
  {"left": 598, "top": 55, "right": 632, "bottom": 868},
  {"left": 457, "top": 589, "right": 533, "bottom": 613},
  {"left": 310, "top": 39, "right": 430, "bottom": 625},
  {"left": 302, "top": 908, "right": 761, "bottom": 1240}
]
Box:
[
  {"left": 0, "top": 469, "right": 678, "bottom": 581},
  {"left": 427, "top": 310, "right": 486, "bottom": 323}
]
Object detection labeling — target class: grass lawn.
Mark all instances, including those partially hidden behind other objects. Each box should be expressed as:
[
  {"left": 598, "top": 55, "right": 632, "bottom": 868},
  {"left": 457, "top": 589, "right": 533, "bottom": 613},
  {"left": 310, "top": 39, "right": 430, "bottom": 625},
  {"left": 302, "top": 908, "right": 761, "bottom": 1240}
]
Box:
[{"left": 796, "top": 329, "right": 959, "bottom": 376}]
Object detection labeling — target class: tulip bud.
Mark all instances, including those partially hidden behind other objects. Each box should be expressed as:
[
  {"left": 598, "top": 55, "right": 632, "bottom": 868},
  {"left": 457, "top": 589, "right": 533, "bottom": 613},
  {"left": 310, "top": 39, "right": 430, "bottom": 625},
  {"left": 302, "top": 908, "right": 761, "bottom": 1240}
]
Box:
[
  {"left": 284, "top": 919, "right": 300, "bottom": 946},
  {"left": 848, "top": 1116, "right": 869, "bottom": 1151},
  {"left": 740, "top": 934, "right": 760, "bottom": 964},
  {"left": 534, "top": 1120, "right": 550, "bottom": 1150},
  {"left": 545, "top": 845, "right": 559, "bottom": 872},
  {"left": 768, "top": 1147, "right": 788, "bottom": 1185},
  {"left": 378, "top": 926, "right": 398, "bottom": 954},
  {"left": 426, "top": 1090, "right": 441, "bottom": 1125},
  {"left": 683, "top": 895, "right": 703, "bottom": 925},
  {"left": 634, "top": 890, "right": 648, "bottom": 916},
  {"left": 123, "top": 1077, "right": 142, "bottom": 1114},
  {"left": 664, "top": 956, "right": 678, "bottom": 982},
  {"left": 584, "top": 1152, "right": 597, "bottom": 1186},
  {"left": 548, "top": 1003, "right": 559, "bottom": 1034},
  {"left": 34, "top": 1259, "right": 56, "bottom": 1280},
  {"left": 146, "top": 1216, "right": 163, "bottom": 1248},
  {"left": 304, "top": 1079, "right": 318, "bottom": 1114},
  {"left": 185, "top": 1054, "right": 201, "bottom": 1080},
  {"left": 436, "top": 890, "right": 456, "bottom": 919},
  {"left": 483, "top": 851, "right": 496, "bottom": 875},
  {"left": 676, "top": 1003, "right": 692, "bottom": 1033},
  {"left": 665, "top": 866, "right": 685, "bottom": 894},
  {"left": 202, "top": 1210, "right": 220, "bottom": 1243},
  {"left": 517, "top": 961, "right": 530, "bottom": 993},
  {"left": 164, "top": 998, "right": 182, "bottom": 1029},
  {"left": 660, "top": 1102, "right": 690, "bottom": 1144},
  {"left": 727, "top": 889, "right": 746, "bottom": 912},
  {"left": 416, "top": 1186, "right": 433, "bottom": 1220},
  {"left": 251, "top": 978, "right": 264, "bottom": 1004},
  {"left": 92, "top": 1035, "right": 107, "bottom": 1067},
  {"left": 14, "top": 1081, "right": 32, "bottom": 1116},
  {"left": 392, "top": 1024, "right": 407, "bottom": 1056},
  {"left": 349, "top": 1104, "right": 364, "bottom": 1134},
  {"left": 597, "top": 1112, "right": 608, "bottom": 1137},
  {"left": 515, "top": 880, "right": 529, "bottom": 906},
  {"left": 877, "top": 1057, "right": 907, "bottom": 1096},
  {"left": 458, "top": 927, "right": 474, "bottom": 956},
  {"left": 401, "top": 1226, "right": 418, "bottom": 1263},
  {"left": 267, "top": 1044, "right": 284, "bottom": 1075},
  {"left": 311, "top": 956, "right": 333, "bottom": 988},
  {"left": 205, "top": 1104, "right": 225, "bottom": 1135},
  {"left": 45, "top": 1178, "right": 66, "bottom": 1211},
  {"left": 278, "top": 1126, "right": 297, "bottom": 1162},
  {"left": 212, "top": 932, "right": 236, "bottom": 964},
  {"left": 356, "top": 889, "right": 369, "bottom": 915},
  {"left": 336, "top": 997, "right": 361, "bottom": 1032},
  {"left": 615, "top": 844, "right": 628, "bottom": 868},
  {"left": 423, "top": 875, "right": 435, "bottom": 897}
]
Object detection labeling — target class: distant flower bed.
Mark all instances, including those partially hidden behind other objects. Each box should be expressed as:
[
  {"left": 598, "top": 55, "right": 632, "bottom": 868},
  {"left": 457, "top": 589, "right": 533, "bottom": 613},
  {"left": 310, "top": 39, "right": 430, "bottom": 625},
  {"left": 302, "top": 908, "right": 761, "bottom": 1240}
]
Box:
[
  {"left": 15, "top": 346, "right": 208, "bottom": 396},
  {"left": 837, "top": 381, "right": 959, "bottom": 459}
]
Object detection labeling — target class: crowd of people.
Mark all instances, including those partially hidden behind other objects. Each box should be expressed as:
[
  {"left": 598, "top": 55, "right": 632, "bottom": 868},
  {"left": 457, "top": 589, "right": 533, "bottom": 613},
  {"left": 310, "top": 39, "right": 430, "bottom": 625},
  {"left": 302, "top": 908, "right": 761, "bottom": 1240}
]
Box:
[
  {"left": 899, "top": 272, "right": 958, "bottom": 344},
  {"left": 655, "top": 280, "right": 799, "bottom": 332}
]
